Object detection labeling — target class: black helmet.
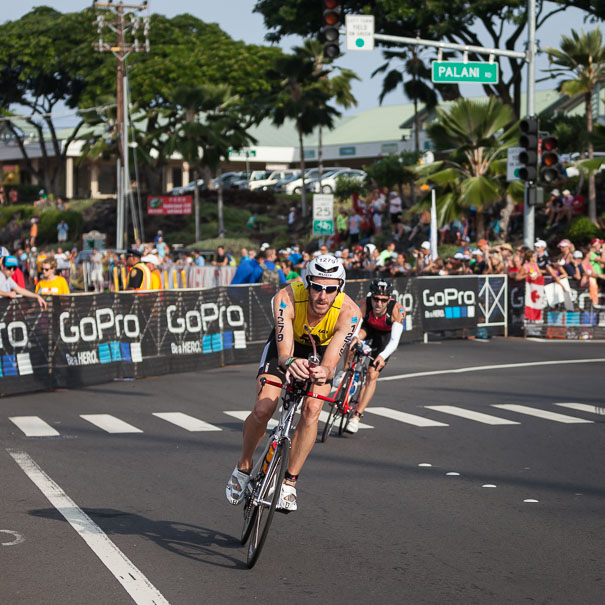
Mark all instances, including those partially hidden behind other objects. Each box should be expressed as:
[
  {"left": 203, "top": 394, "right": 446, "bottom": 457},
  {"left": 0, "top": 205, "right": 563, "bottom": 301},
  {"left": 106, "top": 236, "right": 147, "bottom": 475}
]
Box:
[{"left": 369, "top": 278, "right": 393, "bottom": 296}]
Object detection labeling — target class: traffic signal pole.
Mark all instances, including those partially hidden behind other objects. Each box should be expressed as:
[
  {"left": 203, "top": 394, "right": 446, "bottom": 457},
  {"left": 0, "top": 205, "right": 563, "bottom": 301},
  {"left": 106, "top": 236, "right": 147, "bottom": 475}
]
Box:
[
  {"left": 524, "top": 0, "right": 537, "bottom": 248},
  {"left": 344, "top": 0, "right": 538, "bottom": 246}
]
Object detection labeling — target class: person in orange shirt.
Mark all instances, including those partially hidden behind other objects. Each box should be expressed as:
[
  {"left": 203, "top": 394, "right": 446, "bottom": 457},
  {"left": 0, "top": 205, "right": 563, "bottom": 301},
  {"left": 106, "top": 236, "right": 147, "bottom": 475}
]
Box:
[
  {"left": 30, "top": 218, "right": 38, "bottom": 247},
  {"left": 142, "top": 254, "right": 163, "bottom": 290},
  {"left": 35, "top": 259, "right": 70, "bottom": 295}
]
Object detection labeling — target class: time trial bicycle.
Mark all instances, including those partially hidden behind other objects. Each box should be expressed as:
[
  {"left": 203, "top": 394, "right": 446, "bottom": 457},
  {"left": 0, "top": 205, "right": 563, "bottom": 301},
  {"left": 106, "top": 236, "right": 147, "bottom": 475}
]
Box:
[{"left": 241, "top": 337, "right": 337, "bottom": 568}]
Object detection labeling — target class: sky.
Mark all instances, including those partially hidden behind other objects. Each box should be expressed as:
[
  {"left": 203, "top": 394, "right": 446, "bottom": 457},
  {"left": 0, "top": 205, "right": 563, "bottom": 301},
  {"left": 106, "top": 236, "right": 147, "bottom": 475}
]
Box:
[{"left": 2, "top": 1, "right": 592, "bottom": 122}]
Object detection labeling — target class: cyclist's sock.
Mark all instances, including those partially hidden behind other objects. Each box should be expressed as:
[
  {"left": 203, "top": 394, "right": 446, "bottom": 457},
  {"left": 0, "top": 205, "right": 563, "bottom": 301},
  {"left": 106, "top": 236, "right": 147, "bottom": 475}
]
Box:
[
  {"left": 354, "top": 411, "right": 363, "bottom": 418},
  {"left": 284, "top": 471, "right": 298, "bottom": 485}
]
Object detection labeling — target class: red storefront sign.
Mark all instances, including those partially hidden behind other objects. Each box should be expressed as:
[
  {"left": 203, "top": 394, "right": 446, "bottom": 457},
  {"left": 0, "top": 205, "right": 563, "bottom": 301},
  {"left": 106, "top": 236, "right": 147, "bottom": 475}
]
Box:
[{"left": 147, "top": 195, "right": 193, "bottom": 215}]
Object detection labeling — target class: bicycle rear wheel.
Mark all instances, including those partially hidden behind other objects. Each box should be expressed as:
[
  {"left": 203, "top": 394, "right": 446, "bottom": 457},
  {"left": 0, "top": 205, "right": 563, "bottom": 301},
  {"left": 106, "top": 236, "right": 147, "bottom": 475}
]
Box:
[{"left": 246, "top": 440, "right": 290, "bottom": 568}]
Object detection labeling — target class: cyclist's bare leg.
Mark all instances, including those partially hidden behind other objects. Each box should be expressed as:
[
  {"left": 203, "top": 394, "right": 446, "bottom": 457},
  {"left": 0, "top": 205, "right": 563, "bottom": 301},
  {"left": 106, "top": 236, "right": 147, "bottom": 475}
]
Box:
[
  {"left": 356, "top": 365, "right": 380, "bottom": 416},
  {"left": 287, "top": 384, "right": 332, "bottom": 477},
  {"left": 237, "top": 375, "right": 281, "bottom": 472}
]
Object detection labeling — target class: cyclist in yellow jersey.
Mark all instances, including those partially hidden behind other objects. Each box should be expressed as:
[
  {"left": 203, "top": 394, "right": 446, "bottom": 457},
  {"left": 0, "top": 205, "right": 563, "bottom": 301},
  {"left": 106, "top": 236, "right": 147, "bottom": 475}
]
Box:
[{"left": 226, "top": 254, "right": 361, "bottom": 512}]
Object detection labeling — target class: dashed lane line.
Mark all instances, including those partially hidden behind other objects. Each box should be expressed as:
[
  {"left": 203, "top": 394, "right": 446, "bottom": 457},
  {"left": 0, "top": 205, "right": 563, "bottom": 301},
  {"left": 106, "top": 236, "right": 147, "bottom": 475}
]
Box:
[
  {"left": 555, "top": 403, "right": 605, "bottom": 416},
  {"left": 365, "top": 407, "right": 448, "bottom": 427},
  {"left": 9, "top": 416, "right": 60, "bottom": 437},
  {"left": 80, "top": 414, "right": 143, "bottom": 434},
  {"left": 425, "top": 405, "right": 520, "bottom": 425},
  {"left": 492, "top": 404, "right": 594, "bottom": 424},
  {"left": 152, "top": 412, "right": 222, "bottom": 432},
  {"left": 7, "top": 449, "right": 170, "bottom": 605}
]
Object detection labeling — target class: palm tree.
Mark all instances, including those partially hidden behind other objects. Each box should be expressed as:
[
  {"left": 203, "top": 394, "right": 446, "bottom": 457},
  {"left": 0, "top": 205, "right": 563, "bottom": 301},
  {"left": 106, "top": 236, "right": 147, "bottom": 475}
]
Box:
[
  {"left": 265, "top": 46, "right": 342, "bottom": 217},
  {"left": 298, "top": 39, "right": 358, "bottom": 188},
  {"left": 161, "top": 84, "right": 254, "bottom": 241},
  {"left": 414, "top": 97, "right": 519, "bottom": 239},
  {"left": 543, "top": 29, "right": 605, "bottom": 224}
]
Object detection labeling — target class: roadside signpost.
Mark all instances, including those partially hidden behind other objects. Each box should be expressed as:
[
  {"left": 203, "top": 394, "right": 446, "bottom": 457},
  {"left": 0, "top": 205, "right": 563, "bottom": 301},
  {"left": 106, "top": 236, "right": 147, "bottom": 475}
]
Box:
[
  {"left": 313, "top": 193, "right": 334, "bottom": 235},
  {"left": 345, "top": 15, "right": 374, "bottom": 50},
  {"left": 431, "top": 61, "right": 499, "bottom": 84},
  {"left": 507, "top": 147, "right": 523, "bottom": 182}
]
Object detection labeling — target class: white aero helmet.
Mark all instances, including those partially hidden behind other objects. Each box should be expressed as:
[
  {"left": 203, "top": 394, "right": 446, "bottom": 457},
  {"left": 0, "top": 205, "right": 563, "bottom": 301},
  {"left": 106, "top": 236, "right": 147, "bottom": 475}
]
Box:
[{"left": 306, "top": 254, "right": 346, "bottom": 291}]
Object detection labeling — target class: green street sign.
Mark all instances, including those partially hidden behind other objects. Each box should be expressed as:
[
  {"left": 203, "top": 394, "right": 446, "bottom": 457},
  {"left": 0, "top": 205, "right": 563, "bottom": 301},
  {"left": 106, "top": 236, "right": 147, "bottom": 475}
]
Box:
[
  {"left": 313, "top": 220, "right": 334, "bottom": 235},
  {"left": 432, "top": 61, "right": 499, "bottom": 84}
]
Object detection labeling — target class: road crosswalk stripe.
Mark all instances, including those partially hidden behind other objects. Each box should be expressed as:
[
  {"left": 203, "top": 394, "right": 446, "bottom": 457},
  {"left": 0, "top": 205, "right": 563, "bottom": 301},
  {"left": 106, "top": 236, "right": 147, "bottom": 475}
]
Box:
[
  {"left": 555, "top": 403, "right": 605, "bottom": 416},
  {"left": 152, "top": 412, "right": 222, "bottom": 432},
  {"left": 224, "top": 411, "right": 279, "bottom": 429},
  {"left": 9, "top": 416, "right": 60, "bottom": 437},
  {"left": 80, "top": 414, "right": 143, "bottom": 433},
  {"left": 425, "top": 405, "right": 520, "bottom": 425},
  {"left": 492, "top": 404, "right": 593, "bottom": 424},
  {"left": 365, "top": 407, "right": 448, "bottom": 427}
]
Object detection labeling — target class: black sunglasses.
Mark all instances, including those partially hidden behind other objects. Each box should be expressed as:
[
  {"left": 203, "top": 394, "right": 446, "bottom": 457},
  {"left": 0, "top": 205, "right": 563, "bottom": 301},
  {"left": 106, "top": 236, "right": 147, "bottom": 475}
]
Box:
[
  {"left": 308, "top": 281, "right": 339, "bottom": 294},
  {"left": 372, "top": 296, "right": 389, "bottom": 303}
]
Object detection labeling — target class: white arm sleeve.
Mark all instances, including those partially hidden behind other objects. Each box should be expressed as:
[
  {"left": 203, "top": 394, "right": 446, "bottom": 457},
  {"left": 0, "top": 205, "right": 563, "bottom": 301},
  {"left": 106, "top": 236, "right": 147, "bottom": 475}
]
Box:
[{"left": 379, "top": 321, "right": 404, "bottom": 360}]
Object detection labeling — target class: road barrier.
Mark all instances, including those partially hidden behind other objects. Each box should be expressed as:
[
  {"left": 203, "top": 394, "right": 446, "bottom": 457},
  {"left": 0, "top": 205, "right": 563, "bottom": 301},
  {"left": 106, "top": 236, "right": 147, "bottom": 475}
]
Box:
[{"left": 0, "top": 275, "right": 508, "bottom": 396}]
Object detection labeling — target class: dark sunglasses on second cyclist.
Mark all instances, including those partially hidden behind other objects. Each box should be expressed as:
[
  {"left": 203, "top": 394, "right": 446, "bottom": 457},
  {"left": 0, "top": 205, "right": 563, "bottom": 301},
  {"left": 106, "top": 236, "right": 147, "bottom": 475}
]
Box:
[
  {"left": 372, "top": 296, "right": 389, "bottom": 303},
  {"left": 308, "top": 281, "right": 339, "bottom": 294}
]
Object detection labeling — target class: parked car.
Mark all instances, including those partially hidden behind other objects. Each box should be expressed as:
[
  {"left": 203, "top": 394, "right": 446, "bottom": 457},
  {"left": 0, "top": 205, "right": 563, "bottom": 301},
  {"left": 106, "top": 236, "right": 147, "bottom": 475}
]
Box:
[
  {"left": 213, "top": 171, "right": 249, "bottom": 189},
  {"left": 270, "top": 171, "right": 302, "bottom": 193},
  {"left": 167, "top": 179, "right": 205, "bottom": 196},
  {"left": 230, "top": 170, "right": 272, "bottom": 190},
  {"left": 283, "top": 167, "right": 344, "bottom": 195},
  {"left": 248, "top": 169, "right": 300, "bottom": 191},
  {"left": 309, "top": 168, "right": 367, "bottom": 193}
]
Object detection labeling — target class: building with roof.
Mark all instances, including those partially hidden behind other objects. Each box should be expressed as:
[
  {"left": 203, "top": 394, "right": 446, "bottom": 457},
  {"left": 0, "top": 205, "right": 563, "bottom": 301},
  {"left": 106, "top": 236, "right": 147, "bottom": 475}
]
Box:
[{"left": 0, "top": 87, "right": 601, "bottom": 198}]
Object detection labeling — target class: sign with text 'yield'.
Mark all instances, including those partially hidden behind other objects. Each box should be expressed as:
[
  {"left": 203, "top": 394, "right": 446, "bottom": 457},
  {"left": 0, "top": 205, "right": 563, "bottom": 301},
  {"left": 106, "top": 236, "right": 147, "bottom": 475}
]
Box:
[
  {"left": 432, "top": 62, "right": 499, "bottom": 84},
  {"left": 345, "top": 15, "right": 374, "bottom": 51}
]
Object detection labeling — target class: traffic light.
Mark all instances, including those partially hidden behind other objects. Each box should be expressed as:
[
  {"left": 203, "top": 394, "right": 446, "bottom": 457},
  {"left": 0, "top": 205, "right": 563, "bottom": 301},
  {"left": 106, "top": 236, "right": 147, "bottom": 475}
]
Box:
[
  {"left": 519, "top": 116, "right": 539, "bottom": 182},
  {"left": 322, "top": 0, "right": 341, "bottom": 59},
  {"left": 540, "top": 135, "right": 559, "bottom": 183}
]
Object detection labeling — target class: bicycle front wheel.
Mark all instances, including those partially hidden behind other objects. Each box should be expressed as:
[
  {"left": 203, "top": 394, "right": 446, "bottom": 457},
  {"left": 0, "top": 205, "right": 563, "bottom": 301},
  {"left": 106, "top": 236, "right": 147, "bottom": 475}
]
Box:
[{"left": 246, "top": 440, "right": 290, "bottom": 568}]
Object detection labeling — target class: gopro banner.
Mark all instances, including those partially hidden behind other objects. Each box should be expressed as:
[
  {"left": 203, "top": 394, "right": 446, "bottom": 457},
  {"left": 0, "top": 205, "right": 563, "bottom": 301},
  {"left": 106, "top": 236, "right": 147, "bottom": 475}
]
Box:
[{"left": 416, "top": 276, "right": 478, "bottom": 332}]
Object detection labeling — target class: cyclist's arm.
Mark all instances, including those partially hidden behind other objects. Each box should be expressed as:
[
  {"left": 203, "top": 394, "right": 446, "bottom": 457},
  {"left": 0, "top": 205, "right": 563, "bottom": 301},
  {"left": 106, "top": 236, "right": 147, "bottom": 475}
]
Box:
[
  {"left": 314, "top": 297, "right": 362, "bottom": 382},
  {"left": 273, "top": 285, "right": 296, "bottom": 369},
  {"left": 378, "top": 304, "right": 405, "bottom": 361}
]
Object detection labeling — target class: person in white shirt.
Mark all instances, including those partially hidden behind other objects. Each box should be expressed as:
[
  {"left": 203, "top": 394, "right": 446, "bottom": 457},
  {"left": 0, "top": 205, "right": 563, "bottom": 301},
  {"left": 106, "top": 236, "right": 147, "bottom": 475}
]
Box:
[{"left": 388, "top": 191, "right": 403, "bottom": 239}]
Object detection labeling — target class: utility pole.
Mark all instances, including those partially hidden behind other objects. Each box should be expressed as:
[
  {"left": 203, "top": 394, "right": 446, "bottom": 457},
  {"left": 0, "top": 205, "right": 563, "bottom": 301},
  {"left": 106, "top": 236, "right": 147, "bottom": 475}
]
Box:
[{"left": 93, "top": 1, "right": 150, "bottom": 250}]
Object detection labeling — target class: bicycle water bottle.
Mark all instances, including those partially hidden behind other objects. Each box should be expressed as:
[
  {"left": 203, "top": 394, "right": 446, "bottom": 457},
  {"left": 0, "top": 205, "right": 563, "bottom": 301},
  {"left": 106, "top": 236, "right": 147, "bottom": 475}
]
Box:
[
  {"left": 350, "top": 370, "right": 360, "bottom": 395},
  {"left": 262, "top": 441, "right": 277, "bottom": 474}
]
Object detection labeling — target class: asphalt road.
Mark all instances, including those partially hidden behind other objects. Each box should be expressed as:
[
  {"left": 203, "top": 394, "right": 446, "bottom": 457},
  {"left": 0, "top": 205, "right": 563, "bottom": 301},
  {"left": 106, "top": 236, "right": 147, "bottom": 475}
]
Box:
[{"left": 1, "top": 337, "right": 604, "bottom": 604}]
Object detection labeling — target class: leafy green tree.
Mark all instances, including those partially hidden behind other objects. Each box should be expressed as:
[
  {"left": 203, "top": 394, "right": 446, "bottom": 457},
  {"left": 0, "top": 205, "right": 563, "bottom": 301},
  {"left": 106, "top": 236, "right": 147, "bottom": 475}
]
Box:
[
  {"left": 0, "top": 7, "right": 106, "bottom": 196},
  {"left": 254, "top": 0, "right": 603, "bottom": 116},
  {"left": 364, "top": 151, "right": 420, "bottom": 203},
  {"left": 414, "top": 97, "right": 519, "bottom": 239},
  {"left": 543, "top": 28, "right": 605, "bottom": 223}
]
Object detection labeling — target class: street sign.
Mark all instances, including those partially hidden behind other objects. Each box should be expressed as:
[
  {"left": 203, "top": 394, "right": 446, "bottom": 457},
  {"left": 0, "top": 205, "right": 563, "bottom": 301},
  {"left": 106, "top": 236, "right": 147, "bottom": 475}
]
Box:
[
  {"left": 313, "top": 194, "right": 334, "bottom": 235},
  {"left": 345, "top": 15, "right": 374, "bottom": 51},
  {"left": 431, "top": 61, "right": 499, "bottom": 84},
  {"left": 507, "top": 146, "right": 523, "bottom": 182}
]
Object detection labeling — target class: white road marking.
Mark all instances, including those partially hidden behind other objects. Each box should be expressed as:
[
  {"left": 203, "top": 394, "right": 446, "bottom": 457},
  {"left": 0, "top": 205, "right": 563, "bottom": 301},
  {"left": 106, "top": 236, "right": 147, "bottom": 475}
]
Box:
[
  {"left": 365, "top": 407, "right": 448, "bottom": 427},
  {"left": 446, "top": 472, "right": 460, "bottom": 476},
  {"left": 318, "top": 408, "right": 373, "bottom": 429},
  {"left": 9, "top": 416, "right": 60, "bottom": 437},
  {"left": 418, "top": 463, "right": 432, "bottom": 467},
  {"left": 80, "top": 414, "right": 143, "bottom": 434},
  {"left": 224, "top": 411, "right": 279, "bottom": 429},
  {"left": 555, "top": 403, "right": 605, "bottom": 415},
  {"left": 524, "top": 499, "right": 539, "bottom": 503},
  {"left": 379, "top": 358, "right": 605, "bottom": 382},
  {"left": 425, "top": 405, "right": 520, "bottom": 425},
  {"left": 152, "top": 412, "right": 222, "bottom": 432},
  {"left": 7, "top": 450, "right": 169, "bottom": 605},
  {"left": 0, "top": 529, "right": 25, "bottom": 546},
  {"left": 482, "top": 484, "right": 497, "bottom": 488},
  {"left": 492, "top": 404, "right": 593, "bottom": 424}
]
